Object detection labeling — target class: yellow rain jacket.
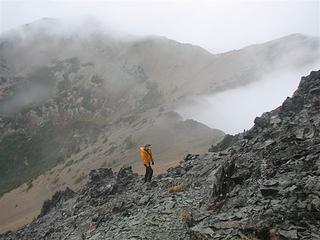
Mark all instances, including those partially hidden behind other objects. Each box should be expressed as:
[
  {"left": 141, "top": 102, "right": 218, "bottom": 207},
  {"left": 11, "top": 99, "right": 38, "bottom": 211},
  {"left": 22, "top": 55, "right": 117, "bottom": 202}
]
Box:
[{"left": 140, "top": 146, "right": 153, "bottom": 166}]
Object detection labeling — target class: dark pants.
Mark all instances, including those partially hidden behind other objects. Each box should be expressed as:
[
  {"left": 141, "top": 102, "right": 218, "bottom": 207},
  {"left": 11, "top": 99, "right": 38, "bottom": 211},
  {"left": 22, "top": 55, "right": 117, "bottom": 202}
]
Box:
[{"left": 144, "top": 165, "right": 153, "bottom": 182}]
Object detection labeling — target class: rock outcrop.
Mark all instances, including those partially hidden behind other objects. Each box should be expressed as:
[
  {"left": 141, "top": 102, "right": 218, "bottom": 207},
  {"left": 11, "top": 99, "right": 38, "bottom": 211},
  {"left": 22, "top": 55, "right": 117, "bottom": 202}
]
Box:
[{"left": 1, "top": 70, "right": 320, "bottom": 239}]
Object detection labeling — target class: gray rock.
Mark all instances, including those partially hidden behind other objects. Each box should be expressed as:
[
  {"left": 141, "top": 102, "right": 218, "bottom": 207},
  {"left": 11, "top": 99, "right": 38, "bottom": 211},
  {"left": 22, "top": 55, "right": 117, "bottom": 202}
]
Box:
[
  {"left": 191, "top": 209, "right": 209, "bottom": 222},
  {"left": 138, "top": 195, "right": 150, "bottom": 205},
  {"left": 311, "top": 197, "right": 320, "bottom": 211},
  {"left": 88, "top": 233, "right": 102, "bottom": 240},
  {"left": 263, "top": 179, "right": 279, "bottom": 187},
  {"left": 190, "top": 224, "right": 214, "bottom": 237},
  {"left": 278, "top": 229, "right": 298, "bottom": 240},
  {"left": 260, "top": 188, "right": 279, "bottom": 197}
]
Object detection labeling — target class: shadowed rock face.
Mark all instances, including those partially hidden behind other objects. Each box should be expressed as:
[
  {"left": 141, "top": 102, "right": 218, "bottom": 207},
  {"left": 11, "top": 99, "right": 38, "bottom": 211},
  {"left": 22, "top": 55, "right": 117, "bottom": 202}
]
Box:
[{"left": 1, "top": 70, "right": 319, "bottom": 239}]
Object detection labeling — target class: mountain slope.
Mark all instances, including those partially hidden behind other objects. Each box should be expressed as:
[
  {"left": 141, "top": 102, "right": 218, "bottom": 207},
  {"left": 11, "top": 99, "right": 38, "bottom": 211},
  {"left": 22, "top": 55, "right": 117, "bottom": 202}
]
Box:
[
  {"left": 0, "top": 19, "right": 319, "bottom": 233},
  {"left": 1, "top": 70, "right": 319, "bottom": 239},
  {"left": 1, "top": 20, "right": 319, "bottom": 110}
]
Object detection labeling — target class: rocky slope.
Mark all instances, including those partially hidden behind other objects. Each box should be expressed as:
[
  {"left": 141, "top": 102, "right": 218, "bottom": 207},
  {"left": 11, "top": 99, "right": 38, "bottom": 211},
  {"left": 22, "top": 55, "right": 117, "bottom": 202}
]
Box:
[
  {"left": 0, "top": 18, "right": 319, "bottom": 233},
  {"left": 2, "top": 70, "right": 319, "bottom": 240}
]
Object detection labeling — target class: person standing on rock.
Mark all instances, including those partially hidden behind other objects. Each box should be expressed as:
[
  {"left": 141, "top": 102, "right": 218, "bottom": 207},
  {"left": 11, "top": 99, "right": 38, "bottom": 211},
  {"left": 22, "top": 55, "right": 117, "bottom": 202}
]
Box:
[{"left": 140, "top": 144, "right": 154, "bottom": 182}]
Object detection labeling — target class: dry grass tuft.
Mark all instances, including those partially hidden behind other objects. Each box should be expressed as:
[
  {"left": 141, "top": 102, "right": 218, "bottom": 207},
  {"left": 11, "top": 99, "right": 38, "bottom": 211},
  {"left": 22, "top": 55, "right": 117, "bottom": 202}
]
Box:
[
  {"left": 168, "top": 182, "right": 188, "bottom": 193},
  {"left": 240, "top": 234, "right": 259, "bottom": 240},
  {"left": 88, "top": 223, "right": 96, "bottom": 233},
  {"left": 177, "top": 210, "right": 192, "bottom": 223},
  {"left": 239, "top": 232, "right": 259, "bottom": 240},
  {"left": 240, "top": 233, "right": 281, "bottom": 240},
  {"left": 270, "top": 237, "right": 281, "bottom": 240}
]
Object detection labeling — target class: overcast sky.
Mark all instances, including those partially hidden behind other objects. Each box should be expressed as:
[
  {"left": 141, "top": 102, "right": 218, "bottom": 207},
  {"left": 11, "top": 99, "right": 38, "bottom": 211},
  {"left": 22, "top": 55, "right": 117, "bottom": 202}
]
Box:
[{"left": 0, "top": 0, "right": 319, "bottom": 53}]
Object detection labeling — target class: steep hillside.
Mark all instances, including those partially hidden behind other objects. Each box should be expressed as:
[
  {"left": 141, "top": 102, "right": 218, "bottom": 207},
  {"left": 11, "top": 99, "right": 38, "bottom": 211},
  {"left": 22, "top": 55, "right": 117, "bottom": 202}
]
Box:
[
  {"left": 125, "top": 33, "right": 320, "bottom": 99},
  {"left": 1, "top": 70, "right": 319, "bottom": 239},
  {"left": 0, "top": 18, "right": 231, "bottom": 197},
  {"left": 0, "top": 18, "right": 319, "bottom": 233}
]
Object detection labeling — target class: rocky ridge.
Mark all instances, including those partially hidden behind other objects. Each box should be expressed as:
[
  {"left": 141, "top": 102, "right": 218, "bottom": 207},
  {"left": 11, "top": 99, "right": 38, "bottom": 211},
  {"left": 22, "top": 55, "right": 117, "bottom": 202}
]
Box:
[{"left": 1, "top": 70, "right": 320, "bottom": 239}]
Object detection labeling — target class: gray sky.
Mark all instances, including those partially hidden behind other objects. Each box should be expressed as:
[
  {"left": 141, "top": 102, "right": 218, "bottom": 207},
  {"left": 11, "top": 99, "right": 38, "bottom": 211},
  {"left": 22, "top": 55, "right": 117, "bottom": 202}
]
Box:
[{"left": 0, "top": 0, "right": 319, "bottom": 53}]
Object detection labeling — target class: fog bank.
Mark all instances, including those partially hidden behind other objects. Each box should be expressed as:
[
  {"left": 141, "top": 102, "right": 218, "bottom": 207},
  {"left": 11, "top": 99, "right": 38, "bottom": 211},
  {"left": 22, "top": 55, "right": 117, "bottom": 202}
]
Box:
[
  {"left": 1, "top": 1, "right": 319, "bottom": 53},
  {"left": 177, "top": 65, "right": 320, "bottom": 134}
]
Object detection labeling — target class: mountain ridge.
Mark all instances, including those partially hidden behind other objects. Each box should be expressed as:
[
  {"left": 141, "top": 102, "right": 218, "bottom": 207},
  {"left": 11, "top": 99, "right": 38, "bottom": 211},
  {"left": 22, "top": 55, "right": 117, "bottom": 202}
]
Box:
[
  {"left": 0, "top": 18, "right": 319, "bottom": 234},
  {"left": 1, "top": 19, "right": 317, "bottom": 195},
  {"left": 1, "top": 69, "right": 319, "bottom": 239}
]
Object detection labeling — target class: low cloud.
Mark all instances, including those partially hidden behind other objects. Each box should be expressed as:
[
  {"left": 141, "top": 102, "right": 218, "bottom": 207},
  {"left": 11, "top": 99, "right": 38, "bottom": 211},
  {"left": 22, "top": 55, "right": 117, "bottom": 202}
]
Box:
[{"left": 177, "top": 63, "right": 320, "bottom": 134}]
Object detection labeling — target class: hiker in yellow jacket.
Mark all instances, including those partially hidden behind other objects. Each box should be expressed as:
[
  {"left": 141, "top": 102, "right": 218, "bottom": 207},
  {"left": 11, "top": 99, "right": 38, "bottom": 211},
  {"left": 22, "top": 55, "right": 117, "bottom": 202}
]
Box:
[{"left": 140, "top": 144, "right": 154, "bottom": 182}]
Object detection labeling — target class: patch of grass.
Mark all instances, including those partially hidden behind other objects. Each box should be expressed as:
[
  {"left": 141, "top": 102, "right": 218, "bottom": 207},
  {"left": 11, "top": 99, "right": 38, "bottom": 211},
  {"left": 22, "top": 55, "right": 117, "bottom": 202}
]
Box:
[
  {"left": 240, "top": 235, "right": 259, "bottom": 240},
  {"left": 168, "top": 182, "right": 188, "bottom": 193},
  {"left": 239, "top": 231, "right": 277, "bottom": 240},
  {"left": 79, "top": 152, "right": 90, "bottom": 162},
  {"left": 101, "top": 161, "right": 109, "bottom": 168},
  {"left": 270, "top": 237, "right": 281, "bottom": 240},
  {"left": 0, "top": 119, "right": 101, "bottom": 195},
  {"left": 51, "top": 176, "right": 59, "bottom": 185},
  {"left": 104, "top": 146, "right": 116, "bottom": 155},
  {"left": 93, "top": 147, "right": 101, "bottom": 154},
  {"left": 0, "top": 63, "right": 105, "bottom": 197},
  {"left": 123, "top": 135, "right": 137, "bottom": 150},
  {"left": 74, "top": 175, "right": 86, "bottom": 184},
  {"left": 64, "top": 159, "right": 75, "bottom": 168},
  {"left": 177, "top": 210, "right": 192, "bottom": 223}
]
